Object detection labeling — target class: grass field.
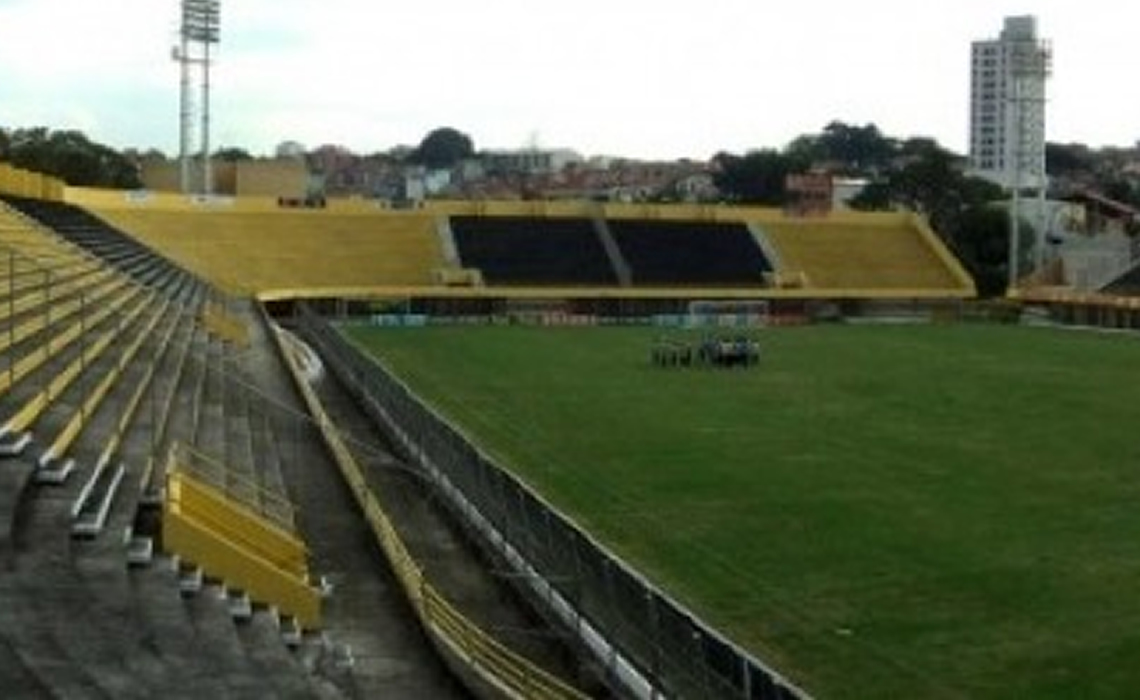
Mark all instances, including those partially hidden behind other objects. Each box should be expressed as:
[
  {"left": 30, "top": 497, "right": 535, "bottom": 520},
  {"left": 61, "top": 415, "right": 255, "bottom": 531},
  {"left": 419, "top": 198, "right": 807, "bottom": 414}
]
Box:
[{"left": 343, "top": 323, "right": 1140, "bottom": 698}]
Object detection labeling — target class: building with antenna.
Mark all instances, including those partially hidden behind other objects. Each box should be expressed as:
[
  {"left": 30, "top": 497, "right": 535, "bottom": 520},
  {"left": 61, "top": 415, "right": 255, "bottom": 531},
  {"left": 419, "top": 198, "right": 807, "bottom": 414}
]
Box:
[
  {"left": 968, "top": 16, "right": 1051, "bottom": 190},
  {"left": 969, "top": 15, "right": 1052, "bottom": 285}
]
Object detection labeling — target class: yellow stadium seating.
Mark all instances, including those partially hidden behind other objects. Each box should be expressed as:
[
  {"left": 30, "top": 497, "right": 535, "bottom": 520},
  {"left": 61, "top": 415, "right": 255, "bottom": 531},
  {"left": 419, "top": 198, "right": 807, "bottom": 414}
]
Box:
[
  {"left": 762, "top": 215, "right": 973, "bottom": 293},
  {"left": 93, "top": 209, "right": 444, "bottom": 295}
]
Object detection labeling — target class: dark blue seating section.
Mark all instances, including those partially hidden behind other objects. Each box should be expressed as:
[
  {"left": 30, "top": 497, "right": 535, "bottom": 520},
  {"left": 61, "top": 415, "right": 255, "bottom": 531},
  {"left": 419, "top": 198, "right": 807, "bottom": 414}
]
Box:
[
  {"left": 451, "top": 216, "right": 618, "bottom": 286},
  {"left": 609, "top": 220, "right": 770, "bottom": 287}
]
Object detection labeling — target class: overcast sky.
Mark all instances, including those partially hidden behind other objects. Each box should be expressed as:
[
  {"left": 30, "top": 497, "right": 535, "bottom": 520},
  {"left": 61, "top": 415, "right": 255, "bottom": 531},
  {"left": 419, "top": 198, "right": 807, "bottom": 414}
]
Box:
[{"left": 0, "top": 0, "right": 1135, "bottom": 159}]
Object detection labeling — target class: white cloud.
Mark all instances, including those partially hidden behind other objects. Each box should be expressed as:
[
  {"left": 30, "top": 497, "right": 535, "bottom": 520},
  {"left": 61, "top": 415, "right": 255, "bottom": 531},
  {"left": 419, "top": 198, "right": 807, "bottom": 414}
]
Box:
[{"left": 0, "top": 0, "right": 1136, "bottom": 156}]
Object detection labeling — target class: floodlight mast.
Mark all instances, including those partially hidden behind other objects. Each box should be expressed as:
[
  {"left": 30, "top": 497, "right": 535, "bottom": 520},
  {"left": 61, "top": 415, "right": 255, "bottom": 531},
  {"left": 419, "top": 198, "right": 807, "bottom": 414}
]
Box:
[
  {"left": 176, "top": 36, "right": 191, "bottom": 193},
  {"left": 175, "top": 0, "right": 220, "bottom": 196},
  {"left": 1007, "top": 31, "right": 1051, "bottom": 290}
]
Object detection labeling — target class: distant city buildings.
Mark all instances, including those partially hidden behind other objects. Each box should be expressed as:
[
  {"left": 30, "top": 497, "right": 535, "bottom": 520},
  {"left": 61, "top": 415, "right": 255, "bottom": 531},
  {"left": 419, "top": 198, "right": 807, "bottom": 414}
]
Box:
[
  {"left": 138, "top": 146, "right": 717, "bottom": 205},
  {"left": 482, "top": 148, "right": 583, "bottom": 175},
  {"left": 140, "top": 157, "right": 312, "bottom": 200},
  {"left": 968, "top": 15, "right": 1052, "bottom": 190}
]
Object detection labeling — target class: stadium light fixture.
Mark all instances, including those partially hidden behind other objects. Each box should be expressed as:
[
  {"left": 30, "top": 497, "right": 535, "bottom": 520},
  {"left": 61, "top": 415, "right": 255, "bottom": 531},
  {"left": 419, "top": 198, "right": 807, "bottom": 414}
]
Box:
[
  {"left": 1006, "top": 29, "right": 1051, "bottom": 290},
  {"left": 174, "top": 0, "right": 221, "bottom": 196}
]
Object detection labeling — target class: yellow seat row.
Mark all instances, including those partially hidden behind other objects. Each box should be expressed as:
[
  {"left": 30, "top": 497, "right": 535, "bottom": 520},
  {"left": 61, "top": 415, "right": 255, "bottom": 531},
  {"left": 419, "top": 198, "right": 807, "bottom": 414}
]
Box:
[
  {"left": 763, "top": 217, "right": 970, "bottom": 292},
  {"left": 93, "top": 209, "right": 445, "bottom": 295}
]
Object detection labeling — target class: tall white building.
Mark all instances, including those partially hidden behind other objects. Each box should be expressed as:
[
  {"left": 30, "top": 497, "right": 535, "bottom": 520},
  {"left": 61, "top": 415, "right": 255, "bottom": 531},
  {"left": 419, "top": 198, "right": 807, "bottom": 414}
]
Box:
[{"left": 968, "top": 16, "right": 1051, "bottom": 190}]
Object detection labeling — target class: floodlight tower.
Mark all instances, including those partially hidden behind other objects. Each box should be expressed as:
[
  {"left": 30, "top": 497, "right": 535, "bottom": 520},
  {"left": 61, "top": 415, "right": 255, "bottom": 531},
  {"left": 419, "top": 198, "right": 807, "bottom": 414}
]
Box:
[
  {"left": 174, "top": 0, "right": 220, "bottom": 195},
  {"left": 1005, "top": 18, "right": 1051, "bottom": 289}
]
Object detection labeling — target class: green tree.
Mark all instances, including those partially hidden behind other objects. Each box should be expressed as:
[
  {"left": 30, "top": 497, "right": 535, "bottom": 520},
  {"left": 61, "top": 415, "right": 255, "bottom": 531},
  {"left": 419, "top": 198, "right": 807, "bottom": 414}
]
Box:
[
  {"left": 411, "top": 127, "right": 474, "bottom": 170},
  {"left": 954, "top": 205, "right": 1019, "bottom": 296},
  {"left": 783, "top": 134, "right": 822, "bottom": 168},
  {"left": 849, "top": 143, "right": 1012, "bottom": 296},
  {"left": 712, "top": 149, "right": 796, "bottom": 205},
  {"left": 852, "top": 145, "right": 1002, "bottom": 225},
  {"left": 848, "top": 180, "right": 892, "bottom": 210},
  {"left": 781, "top": 122, "right": 899, "bottom": 177},
  {"left": 1100, "top": 178, "right": 1140, "bottom": 209},
  {"left": 815, "top": 121, "right": 896, "bottom": 174},
  {"left": 1045, "top": 142, "right": 1096, "bottom": 177},
  {"left": 5, "top": 128, "right": 140, "bottom": 188},
  {"left": 213, "top": 147, "right": 253, "bottom": 162}
]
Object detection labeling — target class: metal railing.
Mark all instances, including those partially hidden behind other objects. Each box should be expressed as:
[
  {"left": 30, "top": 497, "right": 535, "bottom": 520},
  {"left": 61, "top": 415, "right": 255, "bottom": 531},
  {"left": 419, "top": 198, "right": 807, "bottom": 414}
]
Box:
[
  {"left": 271, "top": 317, "right": 589, "bottom": 700},
  {"left": 294, "top": 303, "right": 806, "bottom": 700},
  {"left": 163, "top": 443, "right": 321, "bottom": 629}
]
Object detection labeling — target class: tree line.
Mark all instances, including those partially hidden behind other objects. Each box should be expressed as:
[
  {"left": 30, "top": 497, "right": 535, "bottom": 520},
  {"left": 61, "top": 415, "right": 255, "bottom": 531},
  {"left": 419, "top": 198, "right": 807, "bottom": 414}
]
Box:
[
  {"left": 0, "top": 127, "right": 141, "bottom": 189},
  {"left": 709, "top": 122, "right": 1140, "bottom": 296},
  {"left": 4, "top": 121, "right": 1136, "bottom": 296},
  {"left": 711, "top": 123, "right": 1014, "bottom": 294}
]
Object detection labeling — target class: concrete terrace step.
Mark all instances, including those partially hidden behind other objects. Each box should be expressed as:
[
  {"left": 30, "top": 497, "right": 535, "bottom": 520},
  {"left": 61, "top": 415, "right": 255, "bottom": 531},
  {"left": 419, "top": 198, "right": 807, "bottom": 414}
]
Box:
[
  {"left": 125, "top": 532, "right": 154, "bottom": 567},
  {"left": 0, "top": 457, "right": 36, "bottom": 560},
  {"left": 254, "top": 410, "right": 295, "bottom": 528},
  {"left": 222, "top": 374, "right": 260, "bottom": 505},
  {"left": 133, "top": 319, "right": 203, "bottom": 505},
  {"left": 127, "top": 555, "right": 230, "bottom": 697},
  {"left": 192, "top": 342, "right": 227, "bottom": 469},
  {"left": 70, "top": 306, "right": 185, "bottom": 537},
  {"left": 0, "top": 632, "right": 54, "bottom": 697},
  {"left": 69, "top": 461, "right": 125, "bottom": 538},
  {"left": 0, "top": 287, "right": 150, "bottom": 464},
  {"left": 182, "top": 581, "right": 281, "bottom": 699},
  {"left": 0, "top": 574, "right": 108, "bottom": 698},
  {"left": 9, "top": 483, "right": 167, "bottom": 698},
  {"left": 236, "top": 608, "right": 346, "bottom": 699},
  {"left": 32, "top": 294, "right": 164, "bottom": 484}
]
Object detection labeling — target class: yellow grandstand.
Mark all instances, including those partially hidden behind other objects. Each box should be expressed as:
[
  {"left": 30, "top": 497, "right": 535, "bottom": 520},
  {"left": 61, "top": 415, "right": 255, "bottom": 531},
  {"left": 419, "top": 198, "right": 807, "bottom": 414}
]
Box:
[{"left": 69, "top": 187, "right": 974, "bottom": 303}]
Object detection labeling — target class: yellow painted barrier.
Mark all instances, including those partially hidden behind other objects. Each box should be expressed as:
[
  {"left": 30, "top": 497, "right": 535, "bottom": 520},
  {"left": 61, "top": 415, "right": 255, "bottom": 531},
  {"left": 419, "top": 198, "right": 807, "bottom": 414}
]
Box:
[
  {"left": 170, "top": 464, "right": 307, "bottom": 577},
  {"left": 273, "top": 323, "right": 587, "bottom": 700},
  {"left": 0, "top": 161, "right": 64, "bottom": 201},
  {"left": 908, "top": 212, "right": 977, "bottom": 295},
  {"left": 163, "top": 452, "right": 320, "bottom": 629},
  {"left": 255, "top": 282, "right": 972, "bottom": 303}
]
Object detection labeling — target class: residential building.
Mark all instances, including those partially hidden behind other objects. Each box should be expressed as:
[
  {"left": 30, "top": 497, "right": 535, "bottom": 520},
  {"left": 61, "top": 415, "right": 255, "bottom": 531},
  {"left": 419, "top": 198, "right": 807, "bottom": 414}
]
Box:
[
  {"left": 482, "top": 148, "right": 583, "bottom": 175},
  {"left": 968, "top": 16, "right": 1051, "bottom": 190}
]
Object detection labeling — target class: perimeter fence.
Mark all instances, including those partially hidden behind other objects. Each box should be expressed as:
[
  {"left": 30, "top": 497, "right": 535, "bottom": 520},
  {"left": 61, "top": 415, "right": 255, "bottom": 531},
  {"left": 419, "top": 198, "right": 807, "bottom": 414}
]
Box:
[{"left": 295, "top": 303, "right": 805, "bottom": 700}]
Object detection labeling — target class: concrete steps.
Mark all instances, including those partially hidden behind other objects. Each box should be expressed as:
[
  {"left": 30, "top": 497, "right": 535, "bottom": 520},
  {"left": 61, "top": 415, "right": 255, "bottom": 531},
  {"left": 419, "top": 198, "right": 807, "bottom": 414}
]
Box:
[
  {"left": 68, "top": 304, "right": 178, "bottom": 536},
  {"left": 182, "top": 580, "right": 276, "bottom": 699},
  {"left": 236, "top": 608, "right": 342, "bottom": 699},
  {"left": 0, "top": 573, "right": 109, "bottom": 698},
  {"left": 127, "top": 555, "right": 232, "bottom": 698},
  {"left": 5, "top": 476, "right": 166, "bottom": 698},
  {"left": 32, "top": 292, "right": 162, "bottom": 482},
  {"left": 193, "top": 342, "right": 227, "bottom": 473},
  {"left": 0, "top": 200, "right": 371, "bottom": 697},
  {"left": 0, "top": 632, "right": 54, "bottom": 697}
]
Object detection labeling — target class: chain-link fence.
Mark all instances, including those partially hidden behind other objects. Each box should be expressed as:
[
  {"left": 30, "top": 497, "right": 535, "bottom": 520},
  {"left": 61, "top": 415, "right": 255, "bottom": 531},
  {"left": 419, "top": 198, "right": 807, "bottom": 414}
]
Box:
[{"left": 296, "top": 303, "right": 805, "bottom": 700}]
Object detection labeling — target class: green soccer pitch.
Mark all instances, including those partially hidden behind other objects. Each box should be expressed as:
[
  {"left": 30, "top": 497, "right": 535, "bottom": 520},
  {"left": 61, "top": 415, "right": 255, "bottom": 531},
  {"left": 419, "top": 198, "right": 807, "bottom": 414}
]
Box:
[{"left": 343, "top": 322, "right": 1140, "bottom": 698}]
